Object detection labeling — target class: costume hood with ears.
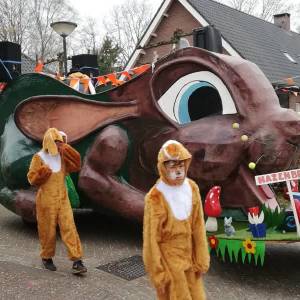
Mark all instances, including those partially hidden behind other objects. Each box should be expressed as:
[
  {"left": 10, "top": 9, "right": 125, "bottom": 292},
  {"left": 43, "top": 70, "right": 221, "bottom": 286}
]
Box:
[
  {"left": 42, "top": 128, "right": 64, "bottom": 156},
  {"left": 157, "top": 140, "right": 192, "bottom": 186}
]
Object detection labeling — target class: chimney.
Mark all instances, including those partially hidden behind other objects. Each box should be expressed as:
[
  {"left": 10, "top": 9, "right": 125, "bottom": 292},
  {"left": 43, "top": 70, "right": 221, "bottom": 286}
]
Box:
[{"left": 273, "top": 13, "right": 290, "bottom": 31}]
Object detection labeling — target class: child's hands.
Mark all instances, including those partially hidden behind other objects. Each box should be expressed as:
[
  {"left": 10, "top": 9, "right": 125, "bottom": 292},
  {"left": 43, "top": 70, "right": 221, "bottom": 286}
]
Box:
[
  {"left": 195, "top": 271, "right": 202, "bottom": 278},
  {"left": 55, "top": 140, "right": 65, "bottom": 153},
  {"left": 157, "top": 285, "right": 167, "bottom": 296}
]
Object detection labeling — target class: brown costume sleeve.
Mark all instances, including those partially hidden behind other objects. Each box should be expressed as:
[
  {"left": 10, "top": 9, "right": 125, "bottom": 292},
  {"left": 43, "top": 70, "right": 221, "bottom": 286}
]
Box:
[
  {"left": 190, "top": 180, "right": 210, "bottom": 274},
  {"left": 61, "top": 143, "right": 81, "bottom": 173},
  {"left": 27, "top": 154, "right": 52, "bottom": 186},
  {"left": 143, "top": 189, "right": 170, "bottom": 289}
]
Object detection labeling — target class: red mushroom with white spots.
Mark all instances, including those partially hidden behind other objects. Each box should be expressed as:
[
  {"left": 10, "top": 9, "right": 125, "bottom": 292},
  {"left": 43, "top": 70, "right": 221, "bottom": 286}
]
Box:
[{"left": 204, "top": 186, "right": 222, "bottom": 232}]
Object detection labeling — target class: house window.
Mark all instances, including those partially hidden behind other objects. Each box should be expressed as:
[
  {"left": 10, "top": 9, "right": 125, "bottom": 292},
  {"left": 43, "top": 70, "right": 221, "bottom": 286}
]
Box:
[{"left": 283, "top": 52, "right": 298, "bottom": 64}]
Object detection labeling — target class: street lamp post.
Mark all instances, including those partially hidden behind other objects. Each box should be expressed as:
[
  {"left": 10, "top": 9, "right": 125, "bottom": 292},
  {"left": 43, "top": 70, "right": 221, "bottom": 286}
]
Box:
[
  {"left": 62, "top": 35, "right": 67, "bottom": 75},
  {"left": 50, "top": 21, "right": 77, "bottom": 75}
]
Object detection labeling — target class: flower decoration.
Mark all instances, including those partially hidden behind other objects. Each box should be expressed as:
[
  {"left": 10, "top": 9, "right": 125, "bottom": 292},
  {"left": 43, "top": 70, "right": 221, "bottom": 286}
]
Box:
[
  {"left": 208, "top": 235, "right": 219, "bottom": 249},
  {"left": 243, "top": 238, "right": 256, "bottom": 254},
  {"left": 248, "top": 206, "right": 260, "bottom": 216},
  {"left": 248, "top": 209, "right": 266, "bottom": 237}
]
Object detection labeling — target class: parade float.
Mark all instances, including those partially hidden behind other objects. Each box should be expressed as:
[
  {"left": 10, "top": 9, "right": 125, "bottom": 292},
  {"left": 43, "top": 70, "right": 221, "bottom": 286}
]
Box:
[{"left": 1, "top": 46, "right": 300, "bottom": 265}]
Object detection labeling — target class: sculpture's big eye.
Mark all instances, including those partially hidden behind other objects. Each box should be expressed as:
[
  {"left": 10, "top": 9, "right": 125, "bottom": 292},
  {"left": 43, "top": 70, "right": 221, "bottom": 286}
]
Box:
[{"left": 157, "top": 71, "right": 237, "bottom": 124}]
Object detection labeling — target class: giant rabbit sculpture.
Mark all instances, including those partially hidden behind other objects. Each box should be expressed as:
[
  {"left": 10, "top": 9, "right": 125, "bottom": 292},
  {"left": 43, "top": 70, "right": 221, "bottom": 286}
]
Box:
[{"left": 1, "top": 47, "right": 300, "bottom": 223}]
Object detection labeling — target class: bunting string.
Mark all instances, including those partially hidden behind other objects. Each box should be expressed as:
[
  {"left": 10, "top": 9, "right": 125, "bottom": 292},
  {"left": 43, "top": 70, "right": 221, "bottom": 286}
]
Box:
[
  {"left": 34, "top": 60, "right": 150, "bottom": 87},
  {"left": 94, "top": 64, "right": 150, "bottom": 87}
]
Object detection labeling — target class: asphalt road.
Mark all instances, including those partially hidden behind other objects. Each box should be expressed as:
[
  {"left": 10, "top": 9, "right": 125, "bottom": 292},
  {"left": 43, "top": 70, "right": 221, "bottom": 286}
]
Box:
[{"left": 0, "top": 206, "right": 299, "bottom": 300}]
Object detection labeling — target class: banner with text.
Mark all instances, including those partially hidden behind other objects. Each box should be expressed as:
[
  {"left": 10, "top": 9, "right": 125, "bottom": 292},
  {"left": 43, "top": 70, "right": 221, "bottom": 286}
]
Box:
[{"left": 255, "top": 169, "right": 300, "bottom": 186}]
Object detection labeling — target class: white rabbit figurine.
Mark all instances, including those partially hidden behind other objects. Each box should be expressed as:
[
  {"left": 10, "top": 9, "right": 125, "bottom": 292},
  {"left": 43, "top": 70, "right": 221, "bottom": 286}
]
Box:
[{"left": 224, "top": 217, "right": 235, "bottom": 236}]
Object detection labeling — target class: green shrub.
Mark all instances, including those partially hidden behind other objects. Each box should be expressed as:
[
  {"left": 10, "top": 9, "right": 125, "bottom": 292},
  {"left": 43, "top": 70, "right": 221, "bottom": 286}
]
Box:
[{"left": 261, "top": 204, "right": 285, "bottom": 229}]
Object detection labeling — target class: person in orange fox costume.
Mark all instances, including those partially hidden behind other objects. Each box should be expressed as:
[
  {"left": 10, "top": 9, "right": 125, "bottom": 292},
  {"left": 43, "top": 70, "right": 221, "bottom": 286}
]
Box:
[
  {"left": 143, "top": 140, "right": 210, "bottom": 300},
  {"left": 27, "top": 128, "right": 87, "bottom": 274}
]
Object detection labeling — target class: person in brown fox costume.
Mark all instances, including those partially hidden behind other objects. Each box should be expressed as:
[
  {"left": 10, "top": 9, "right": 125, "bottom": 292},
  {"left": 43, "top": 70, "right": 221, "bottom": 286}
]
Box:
[
  {"left": 143, "top": 140, "right": 210, "bottom": 300},
  {"left": 27, "top": 128, "right": 87, "bottom": 274}
]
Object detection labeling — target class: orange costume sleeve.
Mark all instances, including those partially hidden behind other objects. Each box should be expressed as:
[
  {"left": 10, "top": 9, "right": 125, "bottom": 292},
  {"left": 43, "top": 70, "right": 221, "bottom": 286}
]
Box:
[
  {"left": 143, "top": 189, "right": 170, "bottom": 290},
  {"left": 61, "top": 143, "right": 81, "bottom": 174},
  {"left": 27, "top": 154, "right": 52, "bottom": 186},
  {"left": 190, "top": 180, "right": 210, "bottom": 274}
]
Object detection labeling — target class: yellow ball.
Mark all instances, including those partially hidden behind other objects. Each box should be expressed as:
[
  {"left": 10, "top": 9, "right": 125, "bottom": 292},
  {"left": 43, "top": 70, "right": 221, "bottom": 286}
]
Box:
[
  {"left": 232, "top": 123, "right": 240, "bottom": 129},
  {"left": 248, "top": 162, "right": 256, "bottom": 170},
  {"left": 241, "top": 135, "right": 249, "bottom": 142}
]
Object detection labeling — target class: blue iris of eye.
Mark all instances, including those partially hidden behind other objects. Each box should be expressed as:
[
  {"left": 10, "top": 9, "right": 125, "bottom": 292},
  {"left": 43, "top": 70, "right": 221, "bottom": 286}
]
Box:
[{"left": 178, "top": 81, "right": 215, "bottom": 124}]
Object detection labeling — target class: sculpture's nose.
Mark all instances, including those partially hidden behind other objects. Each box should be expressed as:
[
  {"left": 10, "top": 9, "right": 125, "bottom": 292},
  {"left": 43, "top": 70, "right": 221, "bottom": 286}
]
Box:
[
  {"left": 249, "top": 108, "right": 300, "bottom": 173},
  {"left": 178, "top": 115, "right": 244, "bottom": 180},
  {"left": 272, "top": 109, "right": 300, "bottom": 146}
]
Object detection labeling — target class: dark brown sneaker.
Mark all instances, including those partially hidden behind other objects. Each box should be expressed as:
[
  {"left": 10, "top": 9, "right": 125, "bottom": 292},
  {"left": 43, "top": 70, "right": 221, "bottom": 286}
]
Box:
[
  {"left": 42, "top": 258, "right": 57, "bottom": 271},
  {"left": 72, "top": 260, "right": 87, "bottom": 274}
]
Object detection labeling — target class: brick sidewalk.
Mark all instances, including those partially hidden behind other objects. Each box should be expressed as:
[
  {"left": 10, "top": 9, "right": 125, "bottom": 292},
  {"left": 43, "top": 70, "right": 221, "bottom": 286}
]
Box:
[{"left": 0, "top": 206, "right": 299, "bottom": 299}]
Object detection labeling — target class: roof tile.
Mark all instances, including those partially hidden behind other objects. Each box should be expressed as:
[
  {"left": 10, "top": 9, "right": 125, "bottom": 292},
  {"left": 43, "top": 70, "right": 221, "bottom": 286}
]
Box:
[{"left": 187, "top": 0, "right": 300, "bottom": 84}]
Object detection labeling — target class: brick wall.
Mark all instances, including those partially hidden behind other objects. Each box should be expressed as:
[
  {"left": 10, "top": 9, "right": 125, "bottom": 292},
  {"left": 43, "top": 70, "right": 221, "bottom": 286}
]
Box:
[{"left": 137, "top": 0, "right": 200, "bottom": 65}]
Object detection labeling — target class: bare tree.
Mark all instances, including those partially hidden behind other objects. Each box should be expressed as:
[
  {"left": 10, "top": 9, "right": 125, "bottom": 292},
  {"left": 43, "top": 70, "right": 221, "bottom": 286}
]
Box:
[
  {"left": 76, "top": 19, "right": 102, "bottom": 55},
  {"left": 0, "top": 0, "right": 77, "bottom": 62},
  {"left": 291, "top": 6, "right": 300, "bottom": 32},
  {"left": 0, "top": 0, "right": 32, "bottom": 52},
  {"left": 258, "top": 0, "right": 293, "bottom": 21},
  {"left": 29, "top": 0, "right": 78, "bottom": 60},
  {"left": 226, "top": 0, "right": 257, "bottom": 15},
  {"left": 218, "top": 0, "right": 297, "bottom": 22},
  {"left": 104, "top": 0, "right": 153, "bottom": 67}
]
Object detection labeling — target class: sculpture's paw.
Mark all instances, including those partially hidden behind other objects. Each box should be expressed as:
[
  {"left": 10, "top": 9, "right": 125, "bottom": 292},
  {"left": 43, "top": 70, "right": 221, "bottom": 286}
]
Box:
[
  {"left": 79, "top": 125, "right": 145, "bottom": 222},
  {"left": 0, "top": 187, "right": 36, "bottom": 223},
  {"left": 15, "top": 189, "right": 36, "bottom": 223},
  {"left": 79, "top": 168, "right": 144, "bottom": 222}
]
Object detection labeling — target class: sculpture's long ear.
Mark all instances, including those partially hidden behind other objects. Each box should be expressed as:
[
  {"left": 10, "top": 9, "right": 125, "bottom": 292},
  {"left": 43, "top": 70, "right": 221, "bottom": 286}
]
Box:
[{"left": 14, "top": 95, "right": 139, "bottom": 144}]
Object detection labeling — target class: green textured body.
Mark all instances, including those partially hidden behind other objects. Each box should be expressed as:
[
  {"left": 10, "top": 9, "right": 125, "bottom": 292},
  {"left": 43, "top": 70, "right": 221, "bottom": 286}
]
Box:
[{"left": 0, "top": 73, "right": 120, "bottom": 209}]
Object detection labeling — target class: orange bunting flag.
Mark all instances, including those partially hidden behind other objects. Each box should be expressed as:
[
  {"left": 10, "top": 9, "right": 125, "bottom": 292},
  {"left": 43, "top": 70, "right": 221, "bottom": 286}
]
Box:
[
  {"left": 34, "top": 59, "right": 44, "bottom": 73},
  {"left": 106, "top": 73, "right": 117, "bottom": 85},
  {"left": 69, "top": 78, "right": 80, "bottom": 89},
  {"left": 293, "top": 91, "right": 298, "bottom": 97},
  {"left": 80, "top": 78, "right": 90, "bottom": 93},
  {"left": 106, "top": 73, "right": 124, "bottom": 86},
  {"left": 97, "top": 76, "right": 107, "bottom": 85},
  {"left": 132, "top": 64, "right": 150, "bottom": 75},
  {"left": 286, "top": 77, "right": 295, "bottom": 85},
  {"left": 121, "top": 71, "right": 132, "bottom": 80},
  {"left": 94, "top": 64, "right": 150, "bottom": 86}
]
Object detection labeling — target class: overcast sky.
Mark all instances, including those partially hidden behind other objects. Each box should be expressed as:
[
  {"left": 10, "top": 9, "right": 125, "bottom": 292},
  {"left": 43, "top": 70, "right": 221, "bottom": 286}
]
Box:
[{"left": 68, "top": 0, "right": 163, "bottom": 35}]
